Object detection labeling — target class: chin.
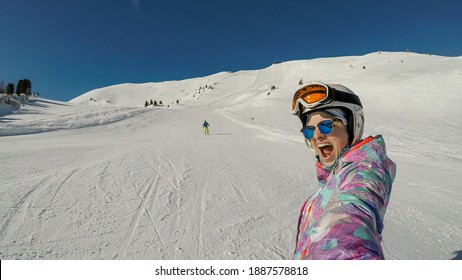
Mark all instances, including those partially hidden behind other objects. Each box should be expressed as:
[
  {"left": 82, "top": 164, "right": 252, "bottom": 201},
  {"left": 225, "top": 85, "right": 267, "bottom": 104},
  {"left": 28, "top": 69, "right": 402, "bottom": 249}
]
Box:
[{"left": 321, "top": 158, "right": 336, "bottom": 167}]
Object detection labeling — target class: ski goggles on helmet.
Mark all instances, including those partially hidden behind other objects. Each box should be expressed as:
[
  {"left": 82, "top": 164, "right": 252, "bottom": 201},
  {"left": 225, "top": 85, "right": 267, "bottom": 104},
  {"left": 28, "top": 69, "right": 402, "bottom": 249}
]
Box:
[
  {"left": 300, "top": 119, "right": 339, "bottom": 140},
  {"left": 291, "top": 83, "right": 361, "bottom": 116}
]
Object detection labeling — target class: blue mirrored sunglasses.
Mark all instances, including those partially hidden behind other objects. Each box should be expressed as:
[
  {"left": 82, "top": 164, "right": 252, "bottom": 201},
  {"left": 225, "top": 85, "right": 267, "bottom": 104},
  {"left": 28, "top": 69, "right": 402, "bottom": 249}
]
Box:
[{"left": 300, "top": 119, "right": 338, "bottom": 140}]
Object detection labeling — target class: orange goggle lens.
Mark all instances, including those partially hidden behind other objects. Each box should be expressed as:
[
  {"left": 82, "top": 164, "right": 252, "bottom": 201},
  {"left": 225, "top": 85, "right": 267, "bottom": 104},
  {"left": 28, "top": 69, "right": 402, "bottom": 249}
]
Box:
[{"left": 292, "top": 85, "right": 328, "bottom": 111}]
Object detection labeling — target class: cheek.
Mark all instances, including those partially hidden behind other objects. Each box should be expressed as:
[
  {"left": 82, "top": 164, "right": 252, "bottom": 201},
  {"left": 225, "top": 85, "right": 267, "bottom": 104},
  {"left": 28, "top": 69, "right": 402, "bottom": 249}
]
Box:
[
  {"left": 333, "top": 139, "right": 348, "bottom": 153},
  {"left": 332, "top": 128, "right": 349, "bottom": 150}
]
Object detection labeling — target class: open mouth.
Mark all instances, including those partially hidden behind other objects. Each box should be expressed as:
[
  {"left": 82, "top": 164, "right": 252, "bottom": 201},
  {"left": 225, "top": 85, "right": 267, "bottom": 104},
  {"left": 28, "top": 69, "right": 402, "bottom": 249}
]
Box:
[{"left": 318, "top": 143, "right": 333, "bottom": 159}]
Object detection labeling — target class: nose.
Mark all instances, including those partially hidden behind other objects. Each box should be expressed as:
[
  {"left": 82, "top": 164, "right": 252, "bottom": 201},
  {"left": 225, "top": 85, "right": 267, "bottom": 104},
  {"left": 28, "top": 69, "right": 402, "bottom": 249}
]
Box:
[{"left": 312, "top": 126, "right": 326, "bottom": 141}]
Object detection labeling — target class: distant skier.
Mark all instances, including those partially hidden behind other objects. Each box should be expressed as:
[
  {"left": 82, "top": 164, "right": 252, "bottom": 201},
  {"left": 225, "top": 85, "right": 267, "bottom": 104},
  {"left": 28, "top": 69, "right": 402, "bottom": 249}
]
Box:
[
  {"left": 203, "top": 120, "right": 210, "bottom": 135},
  {"left": 291, "top": 82, "right": 396, "bottom": 260}
]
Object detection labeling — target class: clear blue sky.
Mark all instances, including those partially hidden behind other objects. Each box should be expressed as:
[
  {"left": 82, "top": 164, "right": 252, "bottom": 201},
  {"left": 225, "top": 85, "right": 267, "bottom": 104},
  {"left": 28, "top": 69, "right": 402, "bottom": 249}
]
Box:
[{"left": 1, "top": 0, "right": 461, "bottom": 101}]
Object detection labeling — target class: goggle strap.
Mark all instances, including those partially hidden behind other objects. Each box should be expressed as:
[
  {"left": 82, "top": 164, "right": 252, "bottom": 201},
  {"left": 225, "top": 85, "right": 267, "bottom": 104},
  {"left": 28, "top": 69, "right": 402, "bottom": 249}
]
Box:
[{"left": 330, "top": 88, "right": 362, "bottom": 107}]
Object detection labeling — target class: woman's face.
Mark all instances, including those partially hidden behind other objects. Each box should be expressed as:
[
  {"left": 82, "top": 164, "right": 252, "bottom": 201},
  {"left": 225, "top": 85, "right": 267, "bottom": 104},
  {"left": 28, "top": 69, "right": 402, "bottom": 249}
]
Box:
[{"left": 307, "top": 111, "right": 349, "bottom": 167}]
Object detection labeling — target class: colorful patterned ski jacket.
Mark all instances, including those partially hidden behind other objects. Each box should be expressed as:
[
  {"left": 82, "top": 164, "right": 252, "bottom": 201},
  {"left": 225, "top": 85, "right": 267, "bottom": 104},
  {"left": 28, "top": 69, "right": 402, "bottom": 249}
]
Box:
[{"left": 293, "top": 135, "right": 396, "bottom": 260}]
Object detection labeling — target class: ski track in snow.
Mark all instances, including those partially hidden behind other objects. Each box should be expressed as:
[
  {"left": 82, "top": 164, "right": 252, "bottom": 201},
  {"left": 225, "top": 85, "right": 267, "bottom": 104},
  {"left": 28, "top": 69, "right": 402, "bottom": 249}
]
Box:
[{"left": 116, "top": 176, "right": 159, "bottom": 259}]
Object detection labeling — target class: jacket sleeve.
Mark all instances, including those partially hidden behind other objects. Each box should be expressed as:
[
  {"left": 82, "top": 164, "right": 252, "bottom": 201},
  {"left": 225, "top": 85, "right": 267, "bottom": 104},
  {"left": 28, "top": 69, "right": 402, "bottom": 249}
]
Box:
[{"left": 304, "top": 163, "right": 391, "bottom": 260}]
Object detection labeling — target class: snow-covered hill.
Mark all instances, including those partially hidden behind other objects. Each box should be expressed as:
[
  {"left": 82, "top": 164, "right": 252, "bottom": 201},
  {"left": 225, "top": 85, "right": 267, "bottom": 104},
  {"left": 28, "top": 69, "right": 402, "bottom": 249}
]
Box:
[{"left": 1, "top": 52, "right": 461, "bottom": 260}]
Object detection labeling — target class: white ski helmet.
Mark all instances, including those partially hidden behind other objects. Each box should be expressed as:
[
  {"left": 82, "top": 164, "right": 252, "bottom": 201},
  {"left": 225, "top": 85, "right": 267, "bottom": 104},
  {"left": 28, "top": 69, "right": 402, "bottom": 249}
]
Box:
[{"left": 291, "top": 82, "right": 364, "bottom": 146}]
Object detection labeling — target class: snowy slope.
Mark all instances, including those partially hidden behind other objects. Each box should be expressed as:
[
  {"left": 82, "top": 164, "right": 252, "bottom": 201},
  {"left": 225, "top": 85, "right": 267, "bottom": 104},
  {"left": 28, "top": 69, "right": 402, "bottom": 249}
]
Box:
[
  {"left": 69, "top": 72, "right": 231, "bottom": 108},
  {"left": 1, "top": 52, "right": 461, "bottom": 260}
]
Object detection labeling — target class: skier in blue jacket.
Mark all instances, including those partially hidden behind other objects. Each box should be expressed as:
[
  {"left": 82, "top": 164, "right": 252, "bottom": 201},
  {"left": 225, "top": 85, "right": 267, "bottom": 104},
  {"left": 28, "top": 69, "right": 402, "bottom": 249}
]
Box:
[{"left": 203, "top": 120, "right": 210, "bottom": 135}]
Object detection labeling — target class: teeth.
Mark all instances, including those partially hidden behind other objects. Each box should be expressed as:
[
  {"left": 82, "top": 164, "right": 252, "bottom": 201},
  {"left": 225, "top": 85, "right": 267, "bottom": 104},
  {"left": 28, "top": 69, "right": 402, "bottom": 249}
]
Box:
[{"left": 318, "top": 143, "right": 331, "bottom": 148}]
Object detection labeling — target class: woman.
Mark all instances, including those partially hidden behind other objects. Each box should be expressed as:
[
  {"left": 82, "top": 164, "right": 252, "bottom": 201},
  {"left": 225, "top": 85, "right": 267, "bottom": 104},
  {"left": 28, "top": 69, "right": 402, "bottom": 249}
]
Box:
[{"left": 291, "top": 82, "right": 396, "bottom": 260}]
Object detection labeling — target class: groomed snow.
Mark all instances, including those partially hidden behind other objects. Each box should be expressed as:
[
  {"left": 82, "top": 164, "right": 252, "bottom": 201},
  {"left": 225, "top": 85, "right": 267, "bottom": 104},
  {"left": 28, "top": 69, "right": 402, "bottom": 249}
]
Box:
[{"left": 1, "top": 52, "right": 461, "bottom": 260}]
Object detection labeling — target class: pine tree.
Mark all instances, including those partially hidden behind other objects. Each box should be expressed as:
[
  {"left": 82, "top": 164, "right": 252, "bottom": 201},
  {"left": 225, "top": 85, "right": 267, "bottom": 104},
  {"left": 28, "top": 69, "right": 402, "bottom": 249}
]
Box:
[
  {"left": 6, "top": 83, "right": 15, "bottom": 95},
  {"left": 24, "top": 79, "right": 32, "bottom": 95},
  {"left": 154, "top": 100, "right": 158, "bottom": 106},
  {"left": 15, "top": 79, "right": 32, "bottom": 95},
  {"left": 16, "top": 80, "right": 23, "bottom": 94},
  {"left": 145, "top": 100, "right": 149, "bottom": 107}
]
